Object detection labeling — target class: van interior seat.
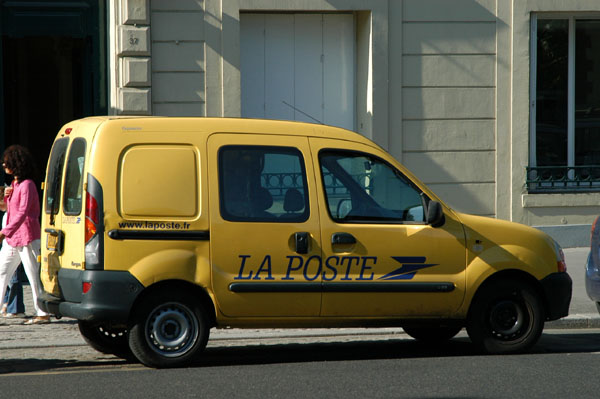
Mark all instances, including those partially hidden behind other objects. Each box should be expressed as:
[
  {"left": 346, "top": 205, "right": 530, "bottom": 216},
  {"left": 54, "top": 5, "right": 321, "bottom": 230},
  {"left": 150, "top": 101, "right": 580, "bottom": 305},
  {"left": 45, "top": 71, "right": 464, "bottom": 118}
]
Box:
[{"left": 251, "top": 187, "right": 274, "bottom": 219}]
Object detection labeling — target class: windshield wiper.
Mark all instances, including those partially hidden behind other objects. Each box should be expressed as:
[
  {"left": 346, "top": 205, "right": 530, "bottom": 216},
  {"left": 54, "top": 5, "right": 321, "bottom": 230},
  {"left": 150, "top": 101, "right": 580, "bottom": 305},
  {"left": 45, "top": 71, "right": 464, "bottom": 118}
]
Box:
[{"left": 49, "top": 154, "right": 65, "bottom": 226}]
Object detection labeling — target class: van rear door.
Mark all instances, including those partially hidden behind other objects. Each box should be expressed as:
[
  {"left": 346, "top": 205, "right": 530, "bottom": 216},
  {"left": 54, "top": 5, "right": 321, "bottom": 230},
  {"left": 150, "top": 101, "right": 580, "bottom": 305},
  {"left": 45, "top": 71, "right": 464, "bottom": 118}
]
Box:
[
  {"left": 41, "top": 136, "right": 88, "bottom": 298},
  {"left": 59, "top": 138, "right": 87, "bottom": 272},
  {"left": 40, "top": 137, "right": 69, "bottom": 296}
]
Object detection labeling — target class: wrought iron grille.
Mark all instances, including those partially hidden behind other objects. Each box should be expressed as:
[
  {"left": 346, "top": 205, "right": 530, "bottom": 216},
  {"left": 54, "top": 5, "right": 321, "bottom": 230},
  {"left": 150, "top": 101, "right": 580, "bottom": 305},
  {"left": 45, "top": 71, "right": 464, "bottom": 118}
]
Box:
[
  {"left": 261, "top": 172, "right": 372, "bottom": 197},
  {"left": 526, "top": 165, "right": 600, "bottom": 192}
]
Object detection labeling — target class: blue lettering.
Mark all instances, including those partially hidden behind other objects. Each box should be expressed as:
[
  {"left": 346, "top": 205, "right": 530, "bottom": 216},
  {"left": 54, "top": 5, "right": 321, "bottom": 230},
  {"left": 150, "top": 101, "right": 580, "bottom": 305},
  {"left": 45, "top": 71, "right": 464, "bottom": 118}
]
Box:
[
  {"left": 358, "top": 256, "right": 376, "bottom": 280},
  {"left": 341, "top": 256, "right": 360, "bottom": 280},
  {"left": 254, "top": 255, "right": 275, "bottom": 280},
  {"left": 323, "top": 256, "right": 339, "bottom": 281},
  {"left": 234, "top": 255, "right": 253, "bottom": 280},
  {"left": 283, "top": 256, "right": 304, "bottom": 280},
  {"left": 303, "top": 256, "right": 322, "bottom": 281}
]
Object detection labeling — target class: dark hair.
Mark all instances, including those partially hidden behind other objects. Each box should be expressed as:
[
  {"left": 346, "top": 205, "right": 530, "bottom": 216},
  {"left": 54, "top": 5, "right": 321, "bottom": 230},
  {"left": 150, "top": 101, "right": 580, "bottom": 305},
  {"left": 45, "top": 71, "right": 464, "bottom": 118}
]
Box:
[{"left": 3, "top": 145, "right": 37, "bottom": 181}]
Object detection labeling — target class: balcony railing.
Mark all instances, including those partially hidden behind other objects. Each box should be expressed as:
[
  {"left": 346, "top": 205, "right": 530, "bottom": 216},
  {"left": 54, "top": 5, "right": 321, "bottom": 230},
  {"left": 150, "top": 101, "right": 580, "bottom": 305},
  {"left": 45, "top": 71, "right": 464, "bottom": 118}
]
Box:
[{"left": 526, "top": 165, "right": 600, "bottom": 192}]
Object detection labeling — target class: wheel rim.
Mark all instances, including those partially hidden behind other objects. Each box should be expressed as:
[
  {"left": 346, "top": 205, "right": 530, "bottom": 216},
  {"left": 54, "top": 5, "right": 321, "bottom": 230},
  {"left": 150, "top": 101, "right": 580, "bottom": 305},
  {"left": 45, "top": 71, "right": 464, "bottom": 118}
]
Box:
[
  {"left": 488, "top": 299, "right": 527, "bottom": 339},
  {"left": 144, "top": 302, "right": 199, "bottom": 358},
  {"left": 98, "top": 325, "right": 127, "bottom": 340}
]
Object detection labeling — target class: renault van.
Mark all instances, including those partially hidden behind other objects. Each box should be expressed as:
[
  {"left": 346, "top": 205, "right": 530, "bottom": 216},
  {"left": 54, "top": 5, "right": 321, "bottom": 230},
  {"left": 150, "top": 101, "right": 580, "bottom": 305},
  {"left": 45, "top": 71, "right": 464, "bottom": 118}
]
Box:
[{"left": 37, "top": 117, "right": 571, "bottom": 368}]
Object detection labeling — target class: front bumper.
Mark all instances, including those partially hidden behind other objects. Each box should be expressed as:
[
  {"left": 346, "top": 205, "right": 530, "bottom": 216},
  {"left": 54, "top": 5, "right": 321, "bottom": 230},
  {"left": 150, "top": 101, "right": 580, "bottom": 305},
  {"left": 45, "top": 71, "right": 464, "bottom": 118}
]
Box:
[
  {"left": 540, "top": 271, "right": 572, "bottom": 321},
  {"left": 37, "top": 269, "right": 144, "bottom": 324}
]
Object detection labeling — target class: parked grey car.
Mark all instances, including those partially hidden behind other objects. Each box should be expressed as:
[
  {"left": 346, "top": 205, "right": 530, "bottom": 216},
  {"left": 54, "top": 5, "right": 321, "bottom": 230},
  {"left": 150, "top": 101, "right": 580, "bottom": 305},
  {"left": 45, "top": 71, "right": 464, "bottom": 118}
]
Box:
[{"left": 585, "top": 216, "right": 600, "bottom": 313}]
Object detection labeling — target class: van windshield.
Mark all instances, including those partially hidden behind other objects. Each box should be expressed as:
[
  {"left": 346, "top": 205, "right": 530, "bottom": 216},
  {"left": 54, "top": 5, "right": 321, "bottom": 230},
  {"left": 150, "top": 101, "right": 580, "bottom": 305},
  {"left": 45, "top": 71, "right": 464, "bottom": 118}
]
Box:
[{"left": 45, "top": 138, "right": 69, "bottom": 218}]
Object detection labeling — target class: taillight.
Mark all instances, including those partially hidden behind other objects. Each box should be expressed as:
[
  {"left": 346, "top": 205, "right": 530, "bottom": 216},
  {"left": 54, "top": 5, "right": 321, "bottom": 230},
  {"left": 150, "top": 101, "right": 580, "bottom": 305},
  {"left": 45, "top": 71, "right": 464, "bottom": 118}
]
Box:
[
  {"left": 557, "top": 247, "right": 567, "bottom": 273},
  {"left": 84, "top": 174, "right": 104, "bottom": 271},
  {"left": 86, "top": 192, "right": 99, "bottom": 224},
  {"left": 82, "top": 281, "right": 92, "bottom": 294},
  {"left": 591, "top": 216, "right": 600, "bottom": 246},
  {"left": 85, "top": 192, "right": 99, "bottom": 243}
]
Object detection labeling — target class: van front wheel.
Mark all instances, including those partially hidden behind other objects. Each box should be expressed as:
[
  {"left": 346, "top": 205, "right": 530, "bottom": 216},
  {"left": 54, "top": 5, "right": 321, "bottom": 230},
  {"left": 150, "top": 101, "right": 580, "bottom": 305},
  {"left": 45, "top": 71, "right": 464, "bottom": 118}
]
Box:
[
  {"left": 128, "top": 291, "right": 209, "bottom": 368},
  {"left": 466, "top": 279, "right": 544, "bottom": 354}
]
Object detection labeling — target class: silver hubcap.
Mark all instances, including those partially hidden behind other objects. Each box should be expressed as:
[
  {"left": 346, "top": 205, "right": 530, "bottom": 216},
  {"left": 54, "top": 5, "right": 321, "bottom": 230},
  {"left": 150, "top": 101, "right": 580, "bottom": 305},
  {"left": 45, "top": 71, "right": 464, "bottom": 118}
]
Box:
[{"left": 145, "top": 302, "right": 199, "bottom": 357}]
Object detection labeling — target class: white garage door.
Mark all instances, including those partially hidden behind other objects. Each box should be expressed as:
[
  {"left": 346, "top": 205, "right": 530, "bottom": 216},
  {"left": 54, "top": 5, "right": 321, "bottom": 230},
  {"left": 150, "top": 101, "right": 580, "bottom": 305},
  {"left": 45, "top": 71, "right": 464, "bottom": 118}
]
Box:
[{"left": 241, "top": 13, "right": 355, "bottom": 131}]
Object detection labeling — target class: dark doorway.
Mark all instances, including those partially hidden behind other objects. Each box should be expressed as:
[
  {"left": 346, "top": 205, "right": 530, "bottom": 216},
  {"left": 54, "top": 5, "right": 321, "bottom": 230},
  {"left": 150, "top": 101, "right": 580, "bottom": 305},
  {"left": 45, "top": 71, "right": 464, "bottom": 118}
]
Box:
[
  {"left": 2, "top": 36, "right": 88, "bottom": 177},
  {"left": 0, "top": 0, "right": 106, "bottom": 184}
]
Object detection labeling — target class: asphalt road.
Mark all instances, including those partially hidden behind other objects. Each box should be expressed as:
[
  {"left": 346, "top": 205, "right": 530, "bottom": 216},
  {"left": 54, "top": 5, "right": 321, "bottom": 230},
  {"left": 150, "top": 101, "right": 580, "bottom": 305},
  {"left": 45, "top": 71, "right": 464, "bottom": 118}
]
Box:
[{"left": 1, "top": 329, "right": 599, "bottom": 398}]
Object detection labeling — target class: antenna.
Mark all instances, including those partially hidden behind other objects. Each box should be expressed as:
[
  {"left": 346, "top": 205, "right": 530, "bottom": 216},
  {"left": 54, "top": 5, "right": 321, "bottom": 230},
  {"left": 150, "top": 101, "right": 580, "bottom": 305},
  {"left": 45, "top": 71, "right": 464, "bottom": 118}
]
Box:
[{"left": 282, "top": 101, "right": 323, "bottom": 125}]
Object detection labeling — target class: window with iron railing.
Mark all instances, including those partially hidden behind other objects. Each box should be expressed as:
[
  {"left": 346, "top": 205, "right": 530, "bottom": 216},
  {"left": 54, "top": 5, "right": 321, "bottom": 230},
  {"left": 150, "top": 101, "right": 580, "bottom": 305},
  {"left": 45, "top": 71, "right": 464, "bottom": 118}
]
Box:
[
  {"left": 526, "top": 165, "right": 600, "bottom": 192},
  {"left": 529, "top": 15, "right": 600, "bottom": 193}
]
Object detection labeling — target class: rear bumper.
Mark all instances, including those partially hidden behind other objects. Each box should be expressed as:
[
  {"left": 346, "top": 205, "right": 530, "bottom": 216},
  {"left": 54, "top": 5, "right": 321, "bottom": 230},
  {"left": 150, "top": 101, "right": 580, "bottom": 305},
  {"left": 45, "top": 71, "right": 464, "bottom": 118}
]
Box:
[
  {"left": 540, "top": 272, "right": 572, "bottom": 321},
  {"left": 37, "top": 269, "right": 144, "bottom": 324}
]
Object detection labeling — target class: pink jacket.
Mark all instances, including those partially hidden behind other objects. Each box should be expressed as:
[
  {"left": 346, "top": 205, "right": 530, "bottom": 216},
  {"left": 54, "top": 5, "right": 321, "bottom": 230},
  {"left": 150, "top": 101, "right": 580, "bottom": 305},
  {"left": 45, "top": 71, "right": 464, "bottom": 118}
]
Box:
[{"left": 1, "top": 179, "right": 41, "bottom": 247}]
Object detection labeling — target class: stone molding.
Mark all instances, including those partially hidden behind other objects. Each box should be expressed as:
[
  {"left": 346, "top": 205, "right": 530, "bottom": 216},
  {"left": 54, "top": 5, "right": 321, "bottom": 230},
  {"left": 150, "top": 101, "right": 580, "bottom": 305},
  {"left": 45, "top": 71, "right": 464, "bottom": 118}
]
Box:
[{"left": 118, "top": 0, "right": 151, "bottom": 115}]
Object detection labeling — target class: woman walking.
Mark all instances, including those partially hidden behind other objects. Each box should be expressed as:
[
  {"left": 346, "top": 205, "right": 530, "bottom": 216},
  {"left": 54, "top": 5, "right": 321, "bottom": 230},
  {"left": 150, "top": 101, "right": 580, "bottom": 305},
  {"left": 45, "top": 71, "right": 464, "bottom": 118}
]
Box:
[{"left": 0, "top": 145, "right": 49, "bottom": 324}]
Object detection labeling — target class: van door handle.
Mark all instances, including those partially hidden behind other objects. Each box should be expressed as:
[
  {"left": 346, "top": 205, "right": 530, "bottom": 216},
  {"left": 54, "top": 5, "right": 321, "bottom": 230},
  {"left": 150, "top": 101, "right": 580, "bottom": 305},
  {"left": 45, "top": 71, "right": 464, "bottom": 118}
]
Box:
[
  {"left": 331, "top": 232, "right": 356, "bottom": 245},
  {"left": 294, "top": 232, "right": 309, "bottom": 254},
  {"left": 45, "top": 228, "right": 65, "bottom": 255}
]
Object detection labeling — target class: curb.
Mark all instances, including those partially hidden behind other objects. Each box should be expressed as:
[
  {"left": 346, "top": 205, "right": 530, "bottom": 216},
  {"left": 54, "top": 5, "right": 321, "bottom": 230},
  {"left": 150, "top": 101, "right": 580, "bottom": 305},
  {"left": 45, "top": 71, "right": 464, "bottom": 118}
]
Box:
[{"left": 545, "top": 313, "right": 600, "bottom": 329}]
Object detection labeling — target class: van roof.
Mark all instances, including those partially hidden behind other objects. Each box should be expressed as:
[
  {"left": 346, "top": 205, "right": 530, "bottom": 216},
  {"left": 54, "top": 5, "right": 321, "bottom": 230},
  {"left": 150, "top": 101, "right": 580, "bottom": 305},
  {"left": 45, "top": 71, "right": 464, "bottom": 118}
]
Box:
[{"left": 66, "top": 116, "right": 379, "bottom": 148}]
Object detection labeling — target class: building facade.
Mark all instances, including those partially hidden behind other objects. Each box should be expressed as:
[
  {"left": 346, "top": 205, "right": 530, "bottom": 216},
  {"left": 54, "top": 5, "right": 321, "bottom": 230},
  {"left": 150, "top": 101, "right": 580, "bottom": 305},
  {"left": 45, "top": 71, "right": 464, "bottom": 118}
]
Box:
[{"left": 2, "top": 0, "right": 600, "bottom": 245}]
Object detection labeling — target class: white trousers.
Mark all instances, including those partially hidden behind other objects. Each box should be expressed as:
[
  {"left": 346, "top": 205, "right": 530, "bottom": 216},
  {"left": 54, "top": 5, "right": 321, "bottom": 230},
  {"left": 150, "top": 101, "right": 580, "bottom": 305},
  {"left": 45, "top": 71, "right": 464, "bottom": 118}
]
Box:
[{"left": 0, "top": 239, "right": 48, "bottom": 316}]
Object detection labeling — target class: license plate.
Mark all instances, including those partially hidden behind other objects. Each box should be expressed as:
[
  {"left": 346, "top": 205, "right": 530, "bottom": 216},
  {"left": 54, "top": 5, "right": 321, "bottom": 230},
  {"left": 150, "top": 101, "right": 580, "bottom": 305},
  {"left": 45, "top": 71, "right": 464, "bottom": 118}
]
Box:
[{"left": 47, "top": 233, "right": 59, "bottom": 251}]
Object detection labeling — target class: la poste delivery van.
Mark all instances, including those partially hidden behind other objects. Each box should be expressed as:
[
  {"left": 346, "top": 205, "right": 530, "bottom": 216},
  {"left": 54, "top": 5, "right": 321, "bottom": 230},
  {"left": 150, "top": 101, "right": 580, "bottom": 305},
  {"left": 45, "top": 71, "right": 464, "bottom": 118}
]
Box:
[{"left": 36, "top": 117, "right": 572, "bottom": 368}]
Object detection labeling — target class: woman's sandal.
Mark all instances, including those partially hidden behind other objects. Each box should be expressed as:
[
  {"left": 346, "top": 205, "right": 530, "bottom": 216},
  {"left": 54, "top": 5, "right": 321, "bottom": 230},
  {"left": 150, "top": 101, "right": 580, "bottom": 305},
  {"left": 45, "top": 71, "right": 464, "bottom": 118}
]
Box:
[{"left": 23, "top": 316, "right": 50, "bottom": 325}]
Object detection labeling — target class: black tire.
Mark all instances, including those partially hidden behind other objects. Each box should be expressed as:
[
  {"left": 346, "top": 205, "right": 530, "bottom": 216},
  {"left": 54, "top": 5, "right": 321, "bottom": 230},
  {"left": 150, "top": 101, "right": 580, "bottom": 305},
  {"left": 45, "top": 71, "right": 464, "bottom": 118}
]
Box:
[
  {"left": 466, "top": 279, "right": 544, "bottom": 354},
  {"left": 128, "top": 290, "right": 209, "bottom": 368},
  {"left": 403, "top": 326, "right": 462, "bottom": 342},
  {"left": 78, "top": 320, "right": 131, "bottom": 358}
]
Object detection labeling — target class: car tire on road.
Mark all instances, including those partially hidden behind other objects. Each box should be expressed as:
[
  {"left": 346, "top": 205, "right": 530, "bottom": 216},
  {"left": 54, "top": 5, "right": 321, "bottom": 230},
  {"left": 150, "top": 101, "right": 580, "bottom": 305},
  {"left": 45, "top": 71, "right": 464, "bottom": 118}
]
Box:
[
  {"left": 128, "top": 290, "right": 209, "bottom": 368},
  {"left": 466, "top": 278, "right": 544, "bottom": 354}
]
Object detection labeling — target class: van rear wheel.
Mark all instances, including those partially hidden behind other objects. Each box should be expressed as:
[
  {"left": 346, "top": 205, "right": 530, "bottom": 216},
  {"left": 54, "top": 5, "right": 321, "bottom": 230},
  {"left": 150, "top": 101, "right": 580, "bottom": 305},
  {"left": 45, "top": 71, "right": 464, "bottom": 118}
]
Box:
[
  {"left": 78, "top": 321, "right": 131, "bottom": 358},
  {"left": 466, "top": 279, "right": 544, "bottom": 354},
  {"left": 128, "top": 290, "right": 209, "bottom": 368}
]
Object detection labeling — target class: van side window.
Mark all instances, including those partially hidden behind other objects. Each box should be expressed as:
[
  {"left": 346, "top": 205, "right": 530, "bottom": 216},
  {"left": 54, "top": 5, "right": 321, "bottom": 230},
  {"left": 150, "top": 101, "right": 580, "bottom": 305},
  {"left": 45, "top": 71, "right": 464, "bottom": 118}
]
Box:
[
  {"left": 319, "top": 150, "right": 426, "bottom": 223},
  {"left": 219, "top": 146, "right": 309, "bottom": 222},
  {"left": 63, "top": 138, "right": 86, "bottom": 215},
  {"left": 45, "top": 138, "right": 69, "bottom": 215}
]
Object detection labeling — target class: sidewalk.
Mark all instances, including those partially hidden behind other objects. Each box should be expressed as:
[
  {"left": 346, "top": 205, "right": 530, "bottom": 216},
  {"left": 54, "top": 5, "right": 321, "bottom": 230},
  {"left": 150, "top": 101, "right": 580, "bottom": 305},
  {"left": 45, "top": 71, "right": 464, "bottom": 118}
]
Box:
[{"left": 0, "top": 247, "right": 597, "bottom": 350}]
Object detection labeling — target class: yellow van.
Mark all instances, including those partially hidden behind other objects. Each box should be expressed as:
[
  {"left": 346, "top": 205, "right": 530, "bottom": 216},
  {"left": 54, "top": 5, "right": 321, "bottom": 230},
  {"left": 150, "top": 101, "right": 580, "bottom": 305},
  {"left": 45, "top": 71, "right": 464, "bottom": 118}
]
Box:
[{"left": 37, "top": 116, "right": 571, "bottom": 368}]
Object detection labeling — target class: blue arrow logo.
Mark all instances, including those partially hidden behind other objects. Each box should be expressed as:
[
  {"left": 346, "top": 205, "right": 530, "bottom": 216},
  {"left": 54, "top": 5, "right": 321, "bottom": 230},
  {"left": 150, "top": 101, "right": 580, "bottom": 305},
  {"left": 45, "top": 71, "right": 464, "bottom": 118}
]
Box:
[{"left": 378, "top": 257, "right": 438, "bottom": 280}]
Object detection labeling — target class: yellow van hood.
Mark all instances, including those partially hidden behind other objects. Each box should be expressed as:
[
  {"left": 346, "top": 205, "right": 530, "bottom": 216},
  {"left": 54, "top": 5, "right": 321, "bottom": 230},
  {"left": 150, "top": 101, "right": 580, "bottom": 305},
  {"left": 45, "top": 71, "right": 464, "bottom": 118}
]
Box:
[{"left": 455, "top": 212, "right": 560, "bottom": 280}]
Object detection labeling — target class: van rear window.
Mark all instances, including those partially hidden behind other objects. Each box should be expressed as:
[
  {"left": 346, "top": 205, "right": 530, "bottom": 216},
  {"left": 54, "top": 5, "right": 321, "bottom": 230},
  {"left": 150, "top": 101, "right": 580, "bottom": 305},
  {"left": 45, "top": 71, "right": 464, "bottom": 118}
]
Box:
[
  {"left": 45, "top": 138, "right": 69, "bottom": 215},
  {"left": 63, "top": 139, "right": 86, "bottom": 215}
]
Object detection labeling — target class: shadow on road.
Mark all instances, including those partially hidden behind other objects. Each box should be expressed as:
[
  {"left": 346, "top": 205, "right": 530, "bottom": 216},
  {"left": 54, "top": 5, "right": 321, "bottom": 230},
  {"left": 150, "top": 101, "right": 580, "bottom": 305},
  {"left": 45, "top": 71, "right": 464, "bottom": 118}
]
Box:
[
  {"left": 0, "top": 357, "right": 130, "bottom": 375},
  {"left": 1, "top": 331, "right": 599, "bottom": 374},
  {"left": 193, "top": 331, "right": 600, "bottom": 368}
]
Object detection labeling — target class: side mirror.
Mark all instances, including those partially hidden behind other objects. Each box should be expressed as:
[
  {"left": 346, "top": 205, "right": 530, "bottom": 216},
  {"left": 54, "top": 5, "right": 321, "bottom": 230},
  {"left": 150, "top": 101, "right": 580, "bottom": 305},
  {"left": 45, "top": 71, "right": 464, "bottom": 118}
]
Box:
[{"left": 426, "top": 200, "right": 445, "bottom": 227}]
